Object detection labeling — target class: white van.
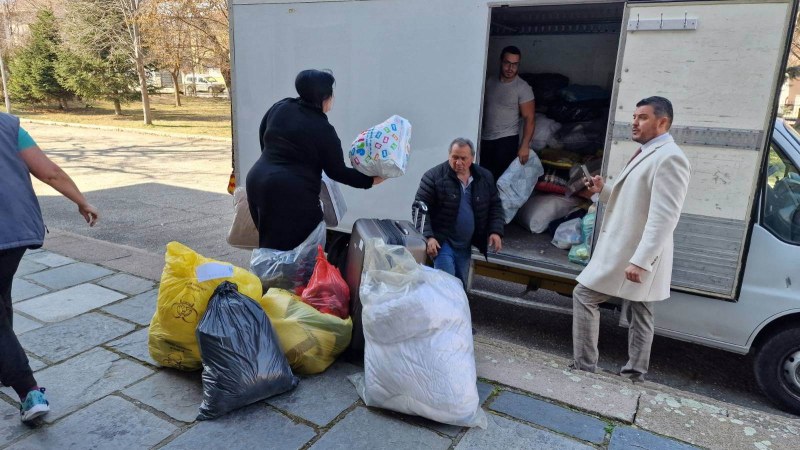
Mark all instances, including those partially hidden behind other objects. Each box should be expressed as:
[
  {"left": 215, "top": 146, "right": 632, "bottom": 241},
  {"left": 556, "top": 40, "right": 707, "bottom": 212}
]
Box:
[{"left": 228, "top": 0, "right": 800, "bottom": 413}]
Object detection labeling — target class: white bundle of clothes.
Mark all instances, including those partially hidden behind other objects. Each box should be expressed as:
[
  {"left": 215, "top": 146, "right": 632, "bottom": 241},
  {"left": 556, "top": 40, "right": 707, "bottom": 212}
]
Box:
[
  {"left": 349, "top": 115, "right": 412, "bottom": 178},
  {"left": 350, "top": 239, "right": 487, "bottom": 428}
]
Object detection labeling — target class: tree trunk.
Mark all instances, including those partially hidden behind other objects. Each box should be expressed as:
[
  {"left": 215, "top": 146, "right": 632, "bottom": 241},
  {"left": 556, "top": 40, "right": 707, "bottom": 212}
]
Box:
[
  {"left": 131, "top": 13, "right": 152, "bottom": 125},
  {"left": 220, "top": 64, "right": 231, "bottom": 92},
  {"left": 0, "top": 52, "right": 11, "bottom": 113},
  {"left": 171, "top": 70, "right": 181, "bottom": 107},
  {"left": 113, "top": 99, "right": 122, "bottom": 115}
]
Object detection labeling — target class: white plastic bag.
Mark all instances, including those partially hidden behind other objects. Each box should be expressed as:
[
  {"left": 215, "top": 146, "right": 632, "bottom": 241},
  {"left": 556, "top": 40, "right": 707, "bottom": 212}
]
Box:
[
  {"left": 320, "top": 173, "right": 347, "bottom": 227},
  {"left": 350, "top": 239, "right": 487, "bottom": 428},
  {"left": 551, "top": 218, "right": 583, "bottom": 249},
  {"left": 516, "top": 194, "right": 581, "bottom": 234},
  {"left": 530, "top": 114, "right": 562, "bottom": 151},
  {"left": 497, "top": 154, "right": 545, "bottom": 224},
  {"left": 349, "top": 115, "right": 411, "bottom": 178},
  {"left": 250, "top": 221, "right": 326, "bottom": 292}
]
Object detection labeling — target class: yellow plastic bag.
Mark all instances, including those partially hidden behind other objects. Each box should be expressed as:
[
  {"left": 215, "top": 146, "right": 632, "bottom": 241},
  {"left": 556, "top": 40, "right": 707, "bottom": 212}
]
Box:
[
  {"left": 148, "top": 242, "right": 262, "bottom": 370},
  {"left": 260, "top": 288, "right": 352, "bottom": 375}
]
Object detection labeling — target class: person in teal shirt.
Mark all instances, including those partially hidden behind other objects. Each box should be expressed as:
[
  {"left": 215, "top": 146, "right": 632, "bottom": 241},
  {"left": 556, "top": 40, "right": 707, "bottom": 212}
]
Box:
[{"left": 1, "top": 114, "right": 99, "bottom": 423}]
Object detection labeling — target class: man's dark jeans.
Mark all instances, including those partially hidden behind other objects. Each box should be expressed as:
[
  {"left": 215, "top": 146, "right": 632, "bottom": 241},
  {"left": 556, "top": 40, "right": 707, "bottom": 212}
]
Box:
[{"left": 0, "top": 247, "right": 37, "bottom": 399}]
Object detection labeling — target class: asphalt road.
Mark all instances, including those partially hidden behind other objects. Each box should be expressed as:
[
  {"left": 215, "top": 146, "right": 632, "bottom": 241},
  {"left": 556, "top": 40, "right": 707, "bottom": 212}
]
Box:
[{"left": 24, "top": 122, "right": 795, "bottom": 419}]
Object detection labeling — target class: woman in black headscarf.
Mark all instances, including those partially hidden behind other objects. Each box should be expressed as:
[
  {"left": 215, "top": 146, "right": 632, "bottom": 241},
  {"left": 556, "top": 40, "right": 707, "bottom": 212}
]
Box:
[{"left": 246, "top": 70, "right": 383, "bottom": 250}]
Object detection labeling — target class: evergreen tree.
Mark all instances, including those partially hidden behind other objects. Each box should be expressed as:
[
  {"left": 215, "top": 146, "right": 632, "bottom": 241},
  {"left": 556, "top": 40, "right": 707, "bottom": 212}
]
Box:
[
  {"left": 55, "top": 50, "right": 139, "bottom": 115},
  {"left": 8, "top": 8, "right": 71, "bottom": 107}
]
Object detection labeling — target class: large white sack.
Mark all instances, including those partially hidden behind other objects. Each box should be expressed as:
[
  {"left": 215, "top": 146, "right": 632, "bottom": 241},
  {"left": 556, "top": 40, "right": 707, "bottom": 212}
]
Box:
[
  {"left": 530, "top": 113, "right": 562, "bottom": 151},
  {"left": 349, "top": 115, "right": 411, "bottom": 178},
  {"left": 496, "top": 153, "right": 544, "bottom": 224},
  {"left": 350, "top": 239, "right": 487, "bottom": 428},
  {"left": 516, "top": 193, "right": 581, "bottom": 234}
]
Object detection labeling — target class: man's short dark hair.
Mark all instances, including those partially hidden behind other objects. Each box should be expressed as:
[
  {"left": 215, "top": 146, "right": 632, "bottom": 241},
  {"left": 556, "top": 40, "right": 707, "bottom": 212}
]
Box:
[
  {"left": 637, "top": 96, "right": 673, "bottom": 126},
  {"left": 449, "top": 137, "right": 475, "bottom": 156},
  {"left": 500, "top": 46, "right": 521, "bottom": 61}
]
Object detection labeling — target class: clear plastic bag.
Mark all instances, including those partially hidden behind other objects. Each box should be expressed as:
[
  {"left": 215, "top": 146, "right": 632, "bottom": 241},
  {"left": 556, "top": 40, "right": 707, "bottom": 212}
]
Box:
[
  {"left": 497, "top": 154, "right": 545, "bottom": 224},
  {"left": 551, "top": 218, "right": 583, "bottom": 249},
  {"left": 350, "top": 239, "right": 487, "bottom": 428},
  {"left": 196, "top": 282, "right": 298, "bottom": 420},
  {"left": 568, "top": 208, "right": 596, "bottom": 265},
  {"left": 250, "top": 221, "right": 326, "bottom": 292}
]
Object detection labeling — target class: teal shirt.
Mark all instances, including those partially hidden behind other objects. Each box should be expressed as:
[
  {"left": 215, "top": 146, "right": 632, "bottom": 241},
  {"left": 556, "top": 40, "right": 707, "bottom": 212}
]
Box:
[{"left": 18, "top": 126, "right": 36, "bottom": 152}]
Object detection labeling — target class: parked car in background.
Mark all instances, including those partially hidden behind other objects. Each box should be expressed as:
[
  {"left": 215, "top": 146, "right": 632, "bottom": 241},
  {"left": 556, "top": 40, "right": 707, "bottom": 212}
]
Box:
[{"left": 184, "top": 75, "right": 226, "bottom": 94}]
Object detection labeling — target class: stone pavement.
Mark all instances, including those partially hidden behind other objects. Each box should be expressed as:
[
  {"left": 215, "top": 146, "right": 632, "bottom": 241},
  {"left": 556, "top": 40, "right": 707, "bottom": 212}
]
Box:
[{"left": 1, "top": 231, "right": 798, "bottom": 450}]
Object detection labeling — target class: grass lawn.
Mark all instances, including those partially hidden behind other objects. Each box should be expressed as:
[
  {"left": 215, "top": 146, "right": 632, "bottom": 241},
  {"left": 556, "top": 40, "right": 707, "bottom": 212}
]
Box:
[{"left": 13, "top": 94, "right": 232, "bottom": 138}]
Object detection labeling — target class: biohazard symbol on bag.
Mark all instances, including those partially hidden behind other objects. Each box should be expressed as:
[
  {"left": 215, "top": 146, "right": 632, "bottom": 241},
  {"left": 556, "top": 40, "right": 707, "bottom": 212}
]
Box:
[
  {"left": 171, "top": 300, "right": 199, "bottom": 323},
  {"left": 148, "top": 242, "right": 262, "bottom": 371}
]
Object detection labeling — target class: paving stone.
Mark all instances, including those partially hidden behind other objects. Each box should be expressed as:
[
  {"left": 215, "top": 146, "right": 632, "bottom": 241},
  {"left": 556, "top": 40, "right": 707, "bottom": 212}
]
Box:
[
  {"left": 6, "top": 395, "right": 176, "bottom": 450},
  {"left": 19, "top": 348, "right": 153, "bottom": 423},
  {"left": 124, "top": 370, "right": 203, "bottom": 423},
  {"left": 14, "top": 283, "right": 125, "bottom": 323},
  {"left": 24, "top": 251, "right": 75, "bottom": 268},
  {"left": 102, "top": 288, "right": 157, "bottom": 326},
  {"left": 609, "top": 426, "right": 699, "bottom": 450},
  {"left": 475, "top": 341, "right": 640, "bottom": 422},
  {"left": 456, "top": 414, "right": 593, "bottom": 450},
  {"left": 25, "top": 355, "right": 46, "bottom": 372},
  {"left": 12, "top": 260, "right": 47, "bottom": 278},
  {"left": 267, "top": 361, "right": 361, "bottom": 426},
  {"left": 162, "top": 403, "right": 316, "bottom": 450},
  {"left": 489, "top": 391, "right": 607, "bottom": 444},
  {"left": 10, "top": 279, "right": 48, "bottom": 303},
  {"left": 107, "top": 328, "right": 153, "bottom": 364},
  {"left": 310, "top": 407, "right": 451, "bottom": 450},
  {"left": 23, "top": 262, "right": 113, "bottom": 290},
  {"left": 634, "top": 392, "right": 798, "bottom": 450},
  {"left": 1, "top": 402, "right": 31, "bottom": 447},
  {"left": 477, "top": 381, "right": 494, "bottom": 405},
  {"left": 18, "top": 313, "right": 135, "bottom": 363},
  {"left": 388, "top": 410, "right": 464, "bottom": 438},
  {"left": 97, "top": 273, "right": 154, "bottom": 295},
  {"left": 12, "top": 314, "right": 42, "bottom": 335}
]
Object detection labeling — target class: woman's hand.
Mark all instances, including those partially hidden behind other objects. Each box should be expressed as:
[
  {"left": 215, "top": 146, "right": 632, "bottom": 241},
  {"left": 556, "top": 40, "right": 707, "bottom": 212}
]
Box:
[
  {"left": 372, "top": 177, "right": 385, "bottom": 186},
  {"left": 79, "top": 203, "right": 99, "bottom": 227}
]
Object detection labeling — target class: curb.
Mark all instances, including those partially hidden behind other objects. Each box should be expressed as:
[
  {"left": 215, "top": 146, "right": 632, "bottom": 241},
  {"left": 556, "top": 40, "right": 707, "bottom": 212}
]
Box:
[{"left": 20, "top": 118, "right": 233, "bottom": 143}]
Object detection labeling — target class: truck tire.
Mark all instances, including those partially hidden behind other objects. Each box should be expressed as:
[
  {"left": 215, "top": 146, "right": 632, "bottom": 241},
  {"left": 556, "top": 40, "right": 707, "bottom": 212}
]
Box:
[{"left": 753, "top": 326, "right": 800, "bottom": 415}]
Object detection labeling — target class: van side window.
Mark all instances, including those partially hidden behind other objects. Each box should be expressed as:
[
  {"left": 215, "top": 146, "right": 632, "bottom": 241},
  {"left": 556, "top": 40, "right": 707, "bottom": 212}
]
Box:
[{"left": 763, "top": 144, "right": 800, "bottom": 244}]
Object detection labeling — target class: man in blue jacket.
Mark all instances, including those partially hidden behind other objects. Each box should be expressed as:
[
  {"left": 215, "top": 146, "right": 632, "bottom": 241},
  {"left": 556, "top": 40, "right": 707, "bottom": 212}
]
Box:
[{"left": 415, "top": 138, "right": 504, "bottom": 288}]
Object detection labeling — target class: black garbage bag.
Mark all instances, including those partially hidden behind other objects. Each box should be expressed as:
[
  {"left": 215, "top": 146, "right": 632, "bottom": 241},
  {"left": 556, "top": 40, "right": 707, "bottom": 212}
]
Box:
[
  {"left": 546, "top": 100, "right": 609, "bottom": 123},
  {"left": 196, "top": 281, "right": 299, "bottom": 420}
]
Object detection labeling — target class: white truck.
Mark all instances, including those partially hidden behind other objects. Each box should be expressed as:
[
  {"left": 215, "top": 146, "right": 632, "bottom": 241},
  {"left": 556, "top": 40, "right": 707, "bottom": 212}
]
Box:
[{"left": 228, "top": 0, "right": 800, "bottom": 414}]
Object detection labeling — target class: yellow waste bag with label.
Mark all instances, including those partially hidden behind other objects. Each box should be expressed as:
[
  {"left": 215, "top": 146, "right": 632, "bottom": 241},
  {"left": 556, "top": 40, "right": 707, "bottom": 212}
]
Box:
[
  {"left": 260, "top": 288, "right": 352, "bottom": 375},
  {"left": 148, "top": 242, "right": 262, "bottom": 370}
]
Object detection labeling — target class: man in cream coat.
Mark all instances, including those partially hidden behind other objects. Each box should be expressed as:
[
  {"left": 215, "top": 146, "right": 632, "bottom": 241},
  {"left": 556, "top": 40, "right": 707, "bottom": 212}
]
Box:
[{"left": 572, "top": 96, "right": 691, "bottom": 382}]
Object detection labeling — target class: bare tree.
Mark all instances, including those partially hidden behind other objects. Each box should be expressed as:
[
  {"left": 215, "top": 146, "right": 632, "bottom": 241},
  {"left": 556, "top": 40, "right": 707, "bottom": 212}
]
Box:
[
  {"left": 65, "top": 0, "right": 153, "bottom": 124},
  {"left": 141, "top": 0, "right": 191, "bottom": 106},
  {"left": 0, "top": 0, "right": 21, "bottom": 112},
  {"left": 172, "top": 0, "right": 230, "bottom": 90}
]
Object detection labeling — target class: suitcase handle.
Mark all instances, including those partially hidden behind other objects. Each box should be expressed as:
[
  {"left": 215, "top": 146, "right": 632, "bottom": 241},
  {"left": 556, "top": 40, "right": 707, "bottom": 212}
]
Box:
[{"left": 412, "top": 201, "right": 428, "bottom": 233}]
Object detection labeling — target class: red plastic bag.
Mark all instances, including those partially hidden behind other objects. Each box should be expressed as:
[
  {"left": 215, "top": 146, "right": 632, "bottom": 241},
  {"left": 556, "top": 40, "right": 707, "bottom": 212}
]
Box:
[{"left": 301, "top": 245, "right": 350, "bottom": 319}]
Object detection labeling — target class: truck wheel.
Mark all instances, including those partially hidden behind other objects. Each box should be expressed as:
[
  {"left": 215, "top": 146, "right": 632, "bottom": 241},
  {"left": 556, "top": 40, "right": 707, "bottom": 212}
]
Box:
[{"left": 754, "top": 326, "right": 800, "bottom": 415}]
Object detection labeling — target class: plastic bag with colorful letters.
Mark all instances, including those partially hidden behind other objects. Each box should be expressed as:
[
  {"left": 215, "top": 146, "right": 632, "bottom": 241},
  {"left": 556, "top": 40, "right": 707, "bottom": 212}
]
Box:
[{"left": 349, "top": 115, "right": 411, "bottom": 178}]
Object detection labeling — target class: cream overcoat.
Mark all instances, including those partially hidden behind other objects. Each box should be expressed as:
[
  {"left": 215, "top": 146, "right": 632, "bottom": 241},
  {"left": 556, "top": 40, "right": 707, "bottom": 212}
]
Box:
[{"left": 576, "top": 134, "right": 691, "bottom": 302}]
